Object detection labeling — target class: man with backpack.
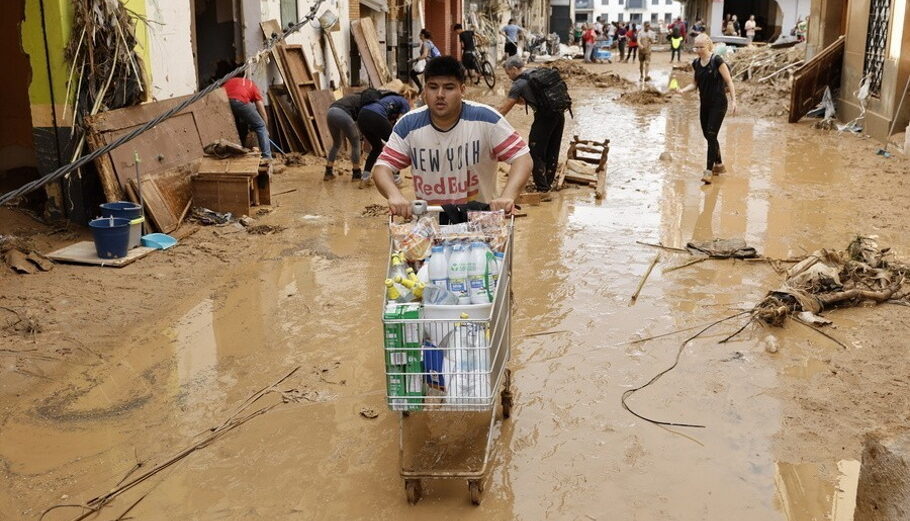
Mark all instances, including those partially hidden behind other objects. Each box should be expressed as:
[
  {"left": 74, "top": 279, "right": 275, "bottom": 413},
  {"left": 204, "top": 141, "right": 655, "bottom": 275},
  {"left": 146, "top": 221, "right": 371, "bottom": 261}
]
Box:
[{"left": 498, "top": 56, "right": 571, "bottom": 194}]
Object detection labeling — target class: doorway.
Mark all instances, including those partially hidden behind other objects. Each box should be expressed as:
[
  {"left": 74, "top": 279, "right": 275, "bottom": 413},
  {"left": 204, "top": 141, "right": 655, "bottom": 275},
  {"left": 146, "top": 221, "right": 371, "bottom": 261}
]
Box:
[
  {"left": 1, "top": 0, "right": 39, "bottom": 199},
  {"left": 723, "top": 0, "right": 782, "bottom": 42},
  {"left": 193, "top": 0, "right": 243, "bottom": 88}
]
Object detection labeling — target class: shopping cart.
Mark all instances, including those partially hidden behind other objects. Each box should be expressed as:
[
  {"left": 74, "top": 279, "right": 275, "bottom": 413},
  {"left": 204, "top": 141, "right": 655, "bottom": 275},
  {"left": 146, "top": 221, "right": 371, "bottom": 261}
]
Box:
[{"left": 381, "top": 203, "right": 514, "bottom": 505}]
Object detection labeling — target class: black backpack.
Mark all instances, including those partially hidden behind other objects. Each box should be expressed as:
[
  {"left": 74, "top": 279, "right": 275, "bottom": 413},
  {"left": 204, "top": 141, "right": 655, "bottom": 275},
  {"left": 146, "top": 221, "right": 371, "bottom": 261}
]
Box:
[
  {"left": 358, "top": 88, "right": 396, "bottom": 108},
  {"left": 525, "top": 68, "right": 573, "bottom": 116}
]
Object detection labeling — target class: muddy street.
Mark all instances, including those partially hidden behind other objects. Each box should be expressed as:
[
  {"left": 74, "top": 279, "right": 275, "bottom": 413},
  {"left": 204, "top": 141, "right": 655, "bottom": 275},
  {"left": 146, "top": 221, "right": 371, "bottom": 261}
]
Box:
[{"left": 3, "top": 58, "right": 910, "bottom": 520}]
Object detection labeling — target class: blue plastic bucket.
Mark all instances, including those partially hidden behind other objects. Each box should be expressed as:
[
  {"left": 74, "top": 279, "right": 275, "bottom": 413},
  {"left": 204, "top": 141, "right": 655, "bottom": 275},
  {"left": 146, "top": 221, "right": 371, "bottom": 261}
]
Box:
[
  {"left": 89, "top": 217, "right": 131, "bottom": 259},
  {"left": 99, "top": 201, "right": 142, "bottom": 220}
]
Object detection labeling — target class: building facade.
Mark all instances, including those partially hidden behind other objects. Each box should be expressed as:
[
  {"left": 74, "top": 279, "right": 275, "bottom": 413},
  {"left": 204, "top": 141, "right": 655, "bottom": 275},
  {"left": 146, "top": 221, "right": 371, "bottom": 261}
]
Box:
[{"left": 588, "top": 0, "right": 682, "bottom": 26}]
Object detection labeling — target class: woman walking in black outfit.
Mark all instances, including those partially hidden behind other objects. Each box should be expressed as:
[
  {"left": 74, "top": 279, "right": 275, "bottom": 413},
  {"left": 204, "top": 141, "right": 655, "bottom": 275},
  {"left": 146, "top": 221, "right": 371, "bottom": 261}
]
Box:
[{"left": 677, "top": 33, "right": 736, "bottom": 184}]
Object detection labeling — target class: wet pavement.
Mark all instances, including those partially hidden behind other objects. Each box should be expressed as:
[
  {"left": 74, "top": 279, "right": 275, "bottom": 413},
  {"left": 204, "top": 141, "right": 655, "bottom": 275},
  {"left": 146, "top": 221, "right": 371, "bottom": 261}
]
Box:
[{"left": 3, "top": 59, "right": 909, "bottom": 520}]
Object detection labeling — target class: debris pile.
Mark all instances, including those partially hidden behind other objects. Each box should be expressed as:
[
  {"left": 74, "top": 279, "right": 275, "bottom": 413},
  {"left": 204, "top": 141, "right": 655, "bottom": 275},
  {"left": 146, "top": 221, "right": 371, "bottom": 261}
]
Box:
[
  {"left": 619, "top": 88, "right": 669, "bottom": 105},
  {"left": 754, "top": 236, "right": 909, "bottom": 327},
  {"left": 724, "top": 43, "right": 806, "bottom": 118},
  {"left": 542, "top": 60, "right": 633, "bottom": 89},
  {"left": 361, "top": 204, "right": 388, "bottom": 217},
  {"left": 1, "top": 235, "right": 53, "bottom": 275}
]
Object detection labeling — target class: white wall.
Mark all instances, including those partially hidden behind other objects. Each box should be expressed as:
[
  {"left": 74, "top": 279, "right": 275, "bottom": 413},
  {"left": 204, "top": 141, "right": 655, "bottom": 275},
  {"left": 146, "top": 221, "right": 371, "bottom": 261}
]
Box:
[{"left": 146, "top": 0, "right": 197, "bottom": 99}]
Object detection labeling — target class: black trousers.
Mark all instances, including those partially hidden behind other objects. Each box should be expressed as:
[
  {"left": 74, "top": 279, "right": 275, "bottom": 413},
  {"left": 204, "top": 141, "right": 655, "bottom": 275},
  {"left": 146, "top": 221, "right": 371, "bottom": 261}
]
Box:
[
  {"left": 671, "top": 47, "right": 682, "bottom": 61},
  {"left": 699, "top": 97, "right": 727, "bottom": 170},
  {"left": 409, "top": 70, "right": 422, "bottom": 93},
  {"left": 357, "top": 109, "right": 393, "bottom": 173},
  {"left": 505, "top": 41, "right": 518, "bottom": 56},
  {"left": 528, "top": 110, "right": 565, "bottom": 191}
]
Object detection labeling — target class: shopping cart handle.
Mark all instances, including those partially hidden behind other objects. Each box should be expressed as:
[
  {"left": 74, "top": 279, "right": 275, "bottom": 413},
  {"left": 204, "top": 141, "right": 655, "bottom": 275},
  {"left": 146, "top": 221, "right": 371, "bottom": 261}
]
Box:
[{"left": 412, "top": 200, "right": 443, "bottom": 216}]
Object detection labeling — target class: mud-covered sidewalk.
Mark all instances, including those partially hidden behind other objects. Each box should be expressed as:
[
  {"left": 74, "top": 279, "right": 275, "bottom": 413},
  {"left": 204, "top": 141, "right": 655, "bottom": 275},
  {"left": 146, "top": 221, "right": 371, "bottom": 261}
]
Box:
[{"left": 2, "top": 55, "right": 910, "bottom": 520}]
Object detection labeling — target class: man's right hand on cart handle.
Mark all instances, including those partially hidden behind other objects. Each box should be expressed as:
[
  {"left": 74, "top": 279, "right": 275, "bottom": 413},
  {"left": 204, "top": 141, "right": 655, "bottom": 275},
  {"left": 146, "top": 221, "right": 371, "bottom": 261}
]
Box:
[{"left": 373, "top": 156, "right": 532, "bottom": 219}]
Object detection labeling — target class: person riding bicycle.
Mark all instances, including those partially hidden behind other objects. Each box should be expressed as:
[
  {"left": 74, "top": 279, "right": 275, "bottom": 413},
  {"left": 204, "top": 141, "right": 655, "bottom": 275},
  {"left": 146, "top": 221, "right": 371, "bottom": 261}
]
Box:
[{"left": 453, "top": 24, "right": 479, "bottom": 83}]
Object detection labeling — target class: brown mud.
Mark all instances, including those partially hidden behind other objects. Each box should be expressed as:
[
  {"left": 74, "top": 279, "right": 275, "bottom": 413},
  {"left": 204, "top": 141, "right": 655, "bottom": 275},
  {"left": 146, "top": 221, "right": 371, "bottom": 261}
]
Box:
[{"left": 2, "top": 53, "right": 910, "bottom": 520}]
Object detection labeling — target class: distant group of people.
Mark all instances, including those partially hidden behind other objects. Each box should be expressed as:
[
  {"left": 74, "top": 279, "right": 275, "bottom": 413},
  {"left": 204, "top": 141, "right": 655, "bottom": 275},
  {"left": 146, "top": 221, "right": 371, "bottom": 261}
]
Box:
[{"left": 723, "top": 14, "right": 762, "bottom": 42}]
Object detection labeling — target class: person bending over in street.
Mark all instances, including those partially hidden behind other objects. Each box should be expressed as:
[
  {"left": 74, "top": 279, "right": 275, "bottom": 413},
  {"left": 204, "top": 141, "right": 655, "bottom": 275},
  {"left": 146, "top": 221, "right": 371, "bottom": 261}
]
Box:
[
  {"left": 637, "top": 22, "right": 656, "bottom": 81},
  {"left": 453, "top": 24, "right": 479, "bottom": 82},
  {"left": 357, "top": 89, "right": 414, "bottom": 187},
  {"left": 325, "top": 93, "right": 364, "bottom": 181},
  {"left": 222, "top": 73, "right": 271, "bottom": 159},
  {"left": 675, "top": 33, "right": 737, "bottom": 184},
  {"left": 502, "top": 19, "right": 524, "bottom": 57},
  {"left": 498, "top": 56, "right": 565, "bottom": 196},
  {"left": 372, "top": 56, "right": 532, "bottom": 218},
  {"left": 410, "top": 29, "right": 441, "bottom": 94}
]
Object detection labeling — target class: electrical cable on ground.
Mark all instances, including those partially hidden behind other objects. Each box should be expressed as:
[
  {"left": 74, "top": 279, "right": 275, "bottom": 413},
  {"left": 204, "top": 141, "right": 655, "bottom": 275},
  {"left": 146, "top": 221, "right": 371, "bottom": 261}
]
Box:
[
  {"left": 620, "top": 310, "right": 752, "bottom": 429},
  {"left": 0, "top": 0, "right": 326, "bottom": 207}
]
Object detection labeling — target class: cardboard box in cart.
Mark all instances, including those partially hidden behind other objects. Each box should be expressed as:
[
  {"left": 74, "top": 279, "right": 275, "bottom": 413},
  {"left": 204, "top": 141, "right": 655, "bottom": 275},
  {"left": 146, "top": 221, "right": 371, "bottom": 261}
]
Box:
[{"left": 383, "top": 302, "right": 423, "bottom": 411}]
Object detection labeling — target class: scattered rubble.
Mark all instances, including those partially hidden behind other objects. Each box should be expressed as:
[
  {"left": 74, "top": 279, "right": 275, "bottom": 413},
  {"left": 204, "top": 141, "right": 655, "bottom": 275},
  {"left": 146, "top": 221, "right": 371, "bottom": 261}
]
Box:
[
  {"left": 725, "top": 43, "right": 806, "bottom": 117},
  {"left": 754, "top": 236, "right": 909, "bottom": 328},
  {"left": 246, "top": 224, "right": 286, "bottom": 235}
]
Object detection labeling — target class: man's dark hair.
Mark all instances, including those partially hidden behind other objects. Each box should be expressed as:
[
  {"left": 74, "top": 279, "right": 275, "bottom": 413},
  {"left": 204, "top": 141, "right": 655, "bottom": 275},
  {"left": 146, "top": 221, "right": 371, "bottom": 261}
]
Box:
[
  {"left": 508, "top": 18, "right": 515, "bottom": 24},
  {"left": 420, "top": 29, "right": 432, "bottom": 39},
  {"left": 453, "top": 23, "right": 463, "bottom": 31},
  {"left": 423, "top": 56, "right": 466, "bottom": 83}
]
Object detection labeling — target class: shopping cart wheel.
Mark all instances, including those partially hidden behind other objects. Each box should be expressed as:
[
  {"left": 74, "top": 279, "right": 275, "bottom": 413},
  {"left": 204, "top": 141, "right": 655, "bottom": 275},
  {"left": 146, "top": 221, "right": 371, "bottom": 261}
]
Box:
[
  {"left": 501, "top": 368, "right": 513, "bottom": 419},
  {"left": 405, "top": 479, "right": 422, "bottom": 504},
  {"left": 469, "top": 479, "right": 484, "bottom": 505}
]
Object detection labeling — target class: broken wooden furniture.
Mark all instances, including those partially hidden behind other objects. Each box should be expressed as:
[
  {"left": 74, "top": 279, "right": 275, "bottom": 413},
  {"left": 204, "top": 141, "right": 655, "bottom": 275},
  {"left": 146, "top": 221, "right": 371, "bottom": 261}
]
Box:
[
  {"left": 85, "top": 89, "right": 241, "bottom": 233},
  {"left": 789, "top": 36, "right": 845, "bottom": 123},
  {"left": 555, "top": 136, "right": 610, "bottom": 199},
  {"left": 350, "top": 17, "right": 392, "bottom": 87},
  {"left": 191, "top": 155, "right": 271, "bottom": 218}
]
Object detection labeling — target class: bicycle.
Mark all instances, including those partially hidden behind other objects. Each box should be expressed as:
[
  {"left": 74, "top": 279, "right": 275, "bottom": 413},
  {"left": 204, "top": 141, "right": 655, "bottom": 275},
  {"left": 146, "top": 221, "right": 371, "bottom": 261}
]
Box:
[{"left": 465, "top": 47, "right": 496, "bottom": 89}]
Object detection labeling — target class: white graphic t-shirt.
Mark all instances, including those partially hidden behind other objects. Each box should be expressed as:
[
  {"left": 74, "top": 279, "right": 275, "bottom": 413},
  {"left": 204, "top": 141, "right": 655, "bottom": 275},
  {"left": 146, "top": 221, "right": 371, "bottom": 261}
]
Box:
[{"left": 376, "top": 101, "right": 530, "bottom": 205}]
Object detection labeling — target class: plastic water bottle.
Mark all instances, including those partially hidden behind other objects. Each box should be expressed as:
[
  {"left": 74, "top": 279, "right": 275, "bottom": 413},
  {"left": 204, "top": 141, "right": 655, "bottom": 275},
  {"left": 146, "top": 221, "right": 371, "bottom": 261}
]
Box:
[
  {"left": 468, "top": 241, "right": 492, "bottom": 304},
  {"left": 428, "top": 245, "right": 448, "bottom": 290},
  {"left": 447, "top": 243, "right": 471, "bottom": 304}
]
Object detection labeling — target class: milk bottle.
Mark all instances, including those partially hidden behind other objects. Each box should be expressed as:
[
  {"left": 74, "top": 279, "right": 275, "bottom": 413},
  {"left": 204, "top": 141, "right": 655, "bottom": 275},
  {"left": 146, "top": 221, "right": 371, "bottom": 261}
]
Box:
[
  {"left": 428, "top": 245, "right": 448, "bottom": 290},
  {"left": 468, "top": 241, "right": 492, "bottom": 304},
  {"left": 447, "top": 243, "right": 471, "bottom": 304}
]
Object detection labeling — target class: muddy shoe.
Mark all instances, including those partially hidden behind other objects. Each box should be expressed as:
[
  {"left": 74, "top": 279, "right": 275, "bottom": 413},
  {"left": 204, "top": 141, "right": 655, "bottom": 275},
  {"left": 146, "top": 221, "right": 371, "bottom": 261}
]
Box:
[
  {"left": 359, "top": 171, "right": 373, "bottom": 189},
  {"left": 352, "top": 171, "right": 362, "bottom": 181},
  {"left": 323, "top": 172, "right": 335, "bottom": 181},
  {"left": 712, "top": 163, "right": 727, "bottom": 174},
  {"left": 701, "top": 169, "right": 714, "bottom": 184},
  {"left": 539, "top": 192, "right": 554, "bottom": 202}
]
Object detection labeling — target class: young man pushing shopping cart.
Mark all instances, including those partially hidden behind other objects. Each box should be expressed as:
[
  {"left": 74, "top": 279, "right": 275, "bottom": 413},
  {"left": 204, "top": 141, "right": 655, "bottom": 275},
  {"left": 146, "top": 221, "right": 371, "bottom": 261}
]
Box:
[{"left": 371, "top": 56, "right": 533, "bottom": 218}]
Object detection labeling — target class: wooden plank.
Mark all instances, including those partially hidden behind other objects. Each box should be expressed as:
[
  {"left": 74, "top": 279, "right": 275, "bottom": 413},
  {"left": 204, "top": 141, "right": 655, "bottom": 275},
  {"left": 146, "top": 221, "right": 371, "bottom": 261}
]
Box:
[
  {"left": 197, "top": 156, "right": 261, "bottom": 175},
  {"left": 277, "top": 45, "right": 325, "bottom": 156},
  {"left": 517, "top": 192, "right": 541, "bottom": 206},
  {"left": 260, "top": 19, "right": 290, "bottom": 84},
  {"left": 789, "top": 36, "right": 845, "bottom": 123},
  {"left": 307, "top": 89, "right": 336, "bottom": 153},
  {"left": 565, "top": 173, "right": 598, "bottom": 184},
  {"left": 270, "top": 90, "right": 309, "bottom": 152},
  {"left": 594, "top": 167, "right": 606, "bottom": 200},
  {"left": 47, "top": 241, "right": 155, "bottom": 267},
  {"left": 554, "top": 163, "right": 567, "bottom": 191},
  {"left": 324, "top": 30, "right": 349, "bottom": 88},
  {"left": 350, "top": 19, "right": 383, "bottom": 87},
  {"left": 130, "top": 178, "right": 179, "bottom": 234},
  {"left": 358, "top": 18, "right": 392, "bottom": 84},
  {"left": 86, "top": 130, "right": 123, "bottom": 201},
  {"left": 267, "top": 91, "right": 300, "bottom": 152}
]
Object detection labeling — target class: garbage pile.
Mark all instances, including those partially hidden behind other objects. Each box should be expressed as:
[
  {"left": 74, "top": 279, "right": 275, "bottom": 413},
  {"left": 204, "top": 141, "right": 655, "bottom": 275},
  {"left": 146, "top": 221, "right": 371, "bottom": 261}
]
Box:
[{"left": 754, "top": 236, "right": 909, "bottom": 327}]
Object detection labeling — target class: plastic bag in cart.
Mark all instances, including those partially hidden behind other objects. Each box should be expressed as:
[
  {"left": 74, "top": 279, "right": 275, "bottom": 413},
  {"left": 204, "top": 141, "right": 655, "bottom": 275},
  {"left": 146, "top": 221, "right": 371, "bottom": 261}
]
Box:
[{"left": 440, "top": 320, "right": 491, "bottom": 408}]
